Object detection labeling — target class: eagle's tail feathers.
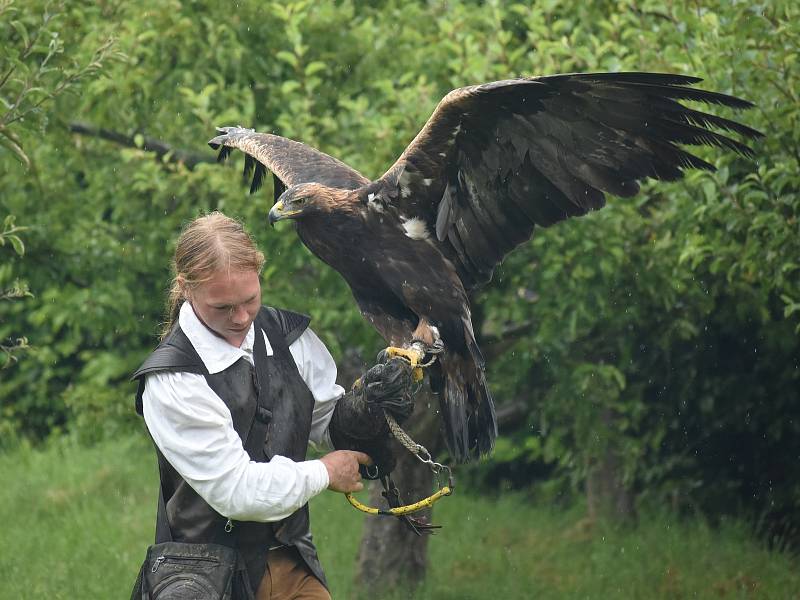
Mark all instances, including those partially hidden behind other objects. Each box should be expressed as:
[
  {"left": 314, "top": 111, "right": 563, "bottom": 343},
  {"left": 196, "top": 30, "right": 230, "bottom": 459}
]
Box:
[
  {"left": 439, "top": 362, "right": 471, "bottom": 463},
  {"left": 469, "top": 371, "right": 498, "bottom": 458},
  {"left": 462, "top": 319, "right": 496, "bottom": 457},
  {"left": 438, "top": 355, "right": 497, "bottom": 463}
]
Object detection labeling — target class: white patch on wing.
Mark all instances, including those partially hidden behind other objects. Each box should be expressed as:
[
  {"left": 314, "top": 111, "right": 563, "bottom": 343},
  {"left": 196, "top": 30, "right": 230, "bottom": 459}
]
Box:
[
  {"left": 401, "top": 217, "right": 431, "bottom": 240},
  {"left": 423, "top": 178, "right": 433, "bottom": 186}
]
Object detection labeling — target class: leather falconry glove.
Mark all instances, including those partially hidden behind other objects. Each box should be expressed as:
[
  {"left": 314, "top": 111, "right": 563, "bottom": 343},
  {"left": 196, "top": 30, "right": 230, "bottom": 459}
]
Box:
[
  {"left": 330, "top": 358, "right": 439, "bottom": 536},
  {"left": 329, "top": 357, "right": 414, "bottom": 478}
]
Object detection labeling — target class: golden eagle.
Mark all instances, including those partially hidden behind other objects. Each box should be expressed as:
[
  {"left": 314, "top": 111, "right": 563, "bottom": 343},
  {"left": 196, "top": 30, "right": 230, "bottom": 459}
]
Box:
[{"left": 208, "top": 72, "right": 761, "bottom": 463}]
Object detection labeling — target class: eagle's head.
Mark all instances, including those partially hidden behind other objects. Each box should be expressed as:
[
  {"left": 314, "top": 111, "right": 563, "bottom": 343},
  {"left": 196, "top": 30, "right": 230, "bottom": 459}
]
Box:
[{"left": 268, "top": 183, "right": 327, "bottom": 226}]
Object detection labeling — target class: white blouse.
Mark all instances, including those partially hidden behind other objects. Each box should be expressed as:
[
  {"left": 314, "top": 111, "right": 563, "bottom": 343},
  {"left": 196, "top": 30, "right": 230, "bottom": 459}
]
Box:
[{"left": 142, "top": 302, "right": 344, "bottom": 523}]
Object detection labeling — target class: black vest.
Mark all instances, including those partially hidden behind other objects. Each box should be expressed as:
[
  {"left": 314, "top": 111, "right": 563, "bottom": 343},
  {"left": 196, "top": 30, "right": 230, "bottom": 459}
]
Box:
[{"left": 133, "top": 306, "right": 326, "bottom": 593}]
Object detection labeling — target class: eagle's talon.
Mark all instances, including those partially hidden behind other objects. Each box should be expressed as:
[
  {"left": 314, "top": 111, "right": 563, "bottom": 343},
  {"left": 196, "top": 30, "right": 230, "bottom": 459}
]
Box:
[
  {"left": 381, "top": 476, "right": 441, "bottom": 535},
  {"left": 427, "top": 338, "right": 445, "bottom": 355},
  {"left": 382, "top": 345, "right": 425, "bottom": 367},
  {"left": 401, "top": 515, "right": 441, "bottom": 536},
  {"left": 381, "top": 341, "right": 445, "bottom": 381}
]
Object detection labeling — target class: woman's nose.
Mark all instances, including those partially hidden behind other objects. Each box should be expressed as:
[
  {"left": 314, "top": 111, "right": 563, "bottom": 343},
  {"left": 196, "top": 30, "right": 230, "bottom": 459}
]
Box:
[{"left": 231, "top": 305, "right": 248, "bottom": 324}]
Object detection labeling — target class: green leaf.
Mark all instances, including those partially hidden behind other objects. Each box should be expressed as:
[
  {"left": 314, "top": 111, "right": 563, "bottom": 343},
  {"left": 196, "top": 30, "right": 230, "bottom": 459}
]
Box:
[
  {"left": 10, "top": 20, "right": 29, "bottom": 49},
  {"left": 276, "top": 50, "right": 298, "bottom": 68},
  {"left": 8, "top": 235, "right": 24, "bottom": 256},
  {"left": 0, "top": 132, "right": 31, "bottom": 168},
  {"left": 304, "top": 61, "right": 326, "bottom": 77},
  {"left": 280, "top": 80, "right": 301, "bottom": 95}
]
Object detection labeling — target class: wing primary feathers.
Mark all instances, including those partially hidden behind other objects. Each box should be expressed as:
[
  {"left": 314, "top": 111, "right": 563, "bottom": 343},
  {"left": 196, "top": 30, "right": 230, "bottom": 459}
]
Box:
[
  {"left": 272, "top": 173, "right": 286, "bottom": 205},
  {"left": 241, "top": 153, "right": 267, "bottom": 194},
  {"left": 622, "top": 82, "right": 755, "bottom": 109},
  {"left": 644, "top": 139, "right": 716, "bottom": 179},
  {"left": 645, "top": 119, "right": 757, "bottom": 158},
  {"left": 242, "top": 154, "right": 255, "bottom": 184},
  {"left": 657, "top": 102, "right": 764, "bottom": 139},
  {"left": 216, "top": 146, "right": 233, "bottom": 164},
  {"left": 250, "top": 161, "right": 267, "bottom": 194},
  {"left": 539, "top": 72, "right": 704, "bottom": 86},
  {"left": 209, "top": 126, "right": 370, "bottom": 190}
]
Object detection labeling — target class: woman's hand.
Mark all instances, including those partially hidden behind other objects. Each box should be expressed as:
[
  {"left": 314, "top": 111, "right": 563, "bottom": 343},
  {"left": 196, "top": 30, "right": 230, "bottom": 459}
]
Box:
[{"left": 319, "top": 450, "right": 373, "bottom": 493}]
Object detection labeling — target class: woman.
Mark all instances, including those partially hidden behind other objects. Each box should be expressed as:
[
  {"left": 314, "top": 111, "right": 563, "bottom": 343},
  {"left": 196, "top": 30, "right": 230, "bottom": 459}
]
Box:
[{"left": 132, "top": 212, "right": 411, "bottom": 599}]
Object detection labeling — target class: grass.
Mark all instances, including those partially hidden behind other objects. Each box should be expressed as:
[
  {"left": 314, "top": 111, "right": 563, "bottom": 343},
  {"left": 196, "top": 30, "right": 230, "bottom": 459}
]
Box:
[{"left": 1, "top": 434, "right": 798, "bottom": 599}]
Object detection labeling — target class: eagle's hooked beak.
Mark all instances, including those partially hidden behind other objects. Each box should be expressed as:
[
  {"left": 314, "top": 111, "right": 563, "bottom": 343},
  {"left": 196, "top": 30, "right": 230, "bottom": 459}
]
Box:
[
  {"left": 268, "top": 203, "right": 281, "bottom": 227},
  {"left": 268, "top": 200, "right": 301, "bottom": 227}
]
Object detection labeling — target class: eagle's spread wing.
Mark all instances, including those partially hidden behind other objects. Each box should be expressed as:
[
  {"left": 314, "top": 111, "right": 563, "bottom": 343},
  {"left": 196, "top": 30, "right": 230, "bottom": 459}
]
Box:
[
  {"left": 208, "top": 127, "right": 370, "bottom": 202},
  {"left": 378, "top": 72, "right": 763, "bottom": 289}
]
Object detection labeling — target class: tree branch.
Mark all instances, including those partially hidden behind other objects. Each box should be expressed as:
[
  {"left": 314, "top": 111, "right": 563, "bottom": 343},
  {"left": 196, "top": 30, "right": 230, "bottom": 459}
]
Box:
[
  {"left": 68, "top": 121, "right": 216, "bottom": 169},
  {"left": 496, "top": 399, "right": 528, "bottom": 432},
  {"left": 480, "top": 319, "right": 535, "bottom": 362}
]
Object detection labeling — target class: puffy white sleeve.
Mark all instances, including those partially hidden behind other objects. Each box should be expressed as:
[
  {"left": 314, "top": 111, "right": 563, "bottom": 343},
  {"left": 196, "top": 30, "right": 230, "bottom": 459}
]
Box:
[
  {"left": 287, "top": 328, "right": 345, "bottom": 451},
  {"left": 142, "top": 371, "right": 330, "bottom": 522}
]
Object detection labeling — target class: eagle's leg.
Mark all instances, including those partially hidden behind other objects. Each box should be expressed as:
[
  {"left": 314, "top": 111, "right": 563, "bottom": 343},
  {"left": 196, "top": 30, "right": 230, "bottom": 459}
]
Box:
[
  {"left": 381, "top": 319, "right": 443, "bottom": 379},
  {"left": 416, "top": 320, "right": 445, "bottom": 356},
  {"left": 383, "top": 343, "right": 425, "bottom": 366},
  {"left": 382, "top": 343, "right": 426, "bottom": 382},
  {"left": 410, "top": 317, "right": 444, "bottom": 356}
]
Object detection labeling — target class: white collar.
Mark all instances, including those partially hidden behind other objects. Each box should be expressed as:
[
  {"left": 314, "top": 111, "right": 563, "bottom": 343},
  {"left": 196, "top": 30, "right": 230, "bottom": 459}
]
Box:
[{"left": 179, "top": 302, "right": 273, "bottom": 374}]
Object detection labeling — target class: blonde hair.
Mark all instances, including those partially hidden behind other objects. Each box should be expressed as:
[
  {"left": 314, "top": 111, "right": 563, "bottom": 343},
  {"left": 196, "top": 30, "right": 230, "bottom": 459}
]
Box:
[{"left": 161, "top": 211, "right": 265, "bottom": 337}]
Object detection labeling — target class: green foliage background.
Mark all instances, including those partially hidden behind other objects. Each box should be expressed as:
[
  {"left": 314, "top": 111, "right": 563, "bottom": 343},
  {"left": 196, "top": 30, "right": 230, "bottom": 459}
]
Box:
[{"left": 1, "top": 0, "right": 798, "bottom": 540}]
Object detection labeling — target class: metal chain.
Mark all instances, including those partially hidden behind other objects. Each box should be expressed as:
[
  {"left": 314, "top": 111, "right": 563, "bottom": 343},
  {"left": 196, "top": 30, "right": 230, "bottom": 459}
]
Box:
[
  {"left": 384, "top": 412, "right": 452, "bottom": 482},
  {"left": 383, "top": 346, "right": 453, "bottom": 482}
]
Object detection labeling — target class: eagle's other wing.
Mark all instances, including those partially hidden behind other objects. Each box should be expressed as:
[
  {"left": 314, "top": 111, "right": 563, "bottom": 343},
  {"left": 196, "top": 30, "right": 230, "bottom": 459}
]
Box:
[
  {"left": 378, "top": 72, "right": 763, "bottom": 289},
  {"left": 208, "top": 127, "right": 370, "bottom": 202}
]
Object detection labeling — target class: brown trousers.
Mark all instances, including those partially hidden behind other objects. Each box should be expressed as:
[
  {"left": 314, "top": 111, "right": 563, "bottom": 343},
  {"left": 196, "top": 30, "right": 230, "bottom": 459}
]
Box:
[{"left": 254, "top": 546, "right": 330, "bottom": 600}]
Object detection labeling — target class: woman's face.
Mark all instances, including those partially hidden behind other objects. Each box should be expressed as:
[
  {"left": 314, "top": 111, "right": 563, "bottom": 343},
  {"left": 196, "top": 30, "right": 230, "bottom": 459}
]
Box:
[{"left": 186, "top": 269, "right": 262, "bottom": 347}]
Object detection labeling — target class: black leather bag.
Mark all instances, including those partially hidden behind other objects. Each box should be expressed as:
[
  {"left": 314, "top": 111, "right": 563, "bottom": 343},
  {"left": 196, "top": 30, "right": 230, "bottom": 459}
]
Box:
[
  {"left": 136, "top": 541, "right": 238, "bottom": 599},
  {"left": 130, "top": 473, "right": 253, "bottom": 599}
]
